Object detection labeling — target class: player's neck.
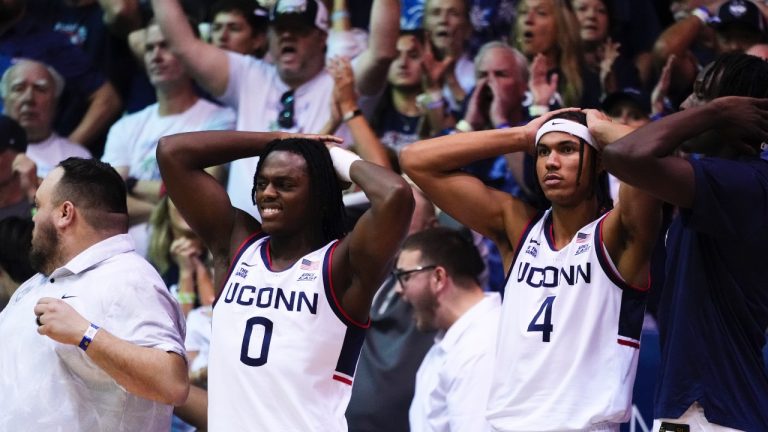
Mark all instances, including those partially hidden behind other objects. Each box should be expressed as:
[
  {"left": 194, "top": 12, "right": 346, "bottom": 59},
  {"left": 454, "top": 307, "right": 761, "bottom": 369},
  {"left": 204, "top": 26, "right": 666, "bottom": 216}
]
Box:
[
  {"left": 267, "top": 230, "right": 326, "bottom": 270},
  {"left": 550, "top": 201, "right": 599, "bottom": 249}
]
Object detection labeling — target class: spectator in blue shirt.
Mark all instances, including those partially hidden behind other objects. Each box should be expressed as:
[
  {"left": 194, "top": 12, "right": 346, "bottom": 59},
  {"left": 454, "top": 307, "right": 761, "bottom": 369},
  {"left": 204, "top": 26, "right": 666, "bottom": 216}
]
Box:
[
  {"left": 603, "top": 53, "right": 768, "bottom": 431},
  {"left": 0, "top": 0, "right": 122, "bottom": 151}
]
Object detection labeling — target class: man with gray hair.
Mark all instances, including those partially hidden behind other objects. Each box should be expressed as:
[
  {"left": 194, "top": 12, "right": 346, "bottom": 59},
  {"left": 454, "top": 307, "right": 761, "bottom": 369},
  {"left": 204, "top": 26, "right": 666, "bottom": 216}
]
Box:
[
  {"left": 454, "top": 42, "right": 534, "bottom": 292},
  {"left": 1, "top": 59, "right": 91, "bottom": 179}
]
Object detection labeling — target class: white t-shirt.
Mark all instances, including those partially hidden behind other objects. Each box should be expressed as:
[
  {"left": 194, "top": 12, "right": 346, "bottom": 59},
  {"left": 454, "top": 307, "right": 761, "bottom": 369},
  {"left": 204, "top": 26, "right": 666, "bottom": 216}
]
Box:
[
  {"left": 0, "top": 234, "right": 186, "bottom": 432},
  {"left": 102, "top": 98, "right": 235, "bottom": 181},
  {"left": 101, "top": 98, "right": 235, "bottom": 256},
  {"left": 220, "top": 52, "right": 338, "bottom": 219},
  {"left": 410, "top": 293, "right": 500, "bottom": 432},
  {"left": 27, "top": 133, "right": 91, "bottom": 178},
  {"left": 185, "top": 305, "right": 212, "bottom": 376}
]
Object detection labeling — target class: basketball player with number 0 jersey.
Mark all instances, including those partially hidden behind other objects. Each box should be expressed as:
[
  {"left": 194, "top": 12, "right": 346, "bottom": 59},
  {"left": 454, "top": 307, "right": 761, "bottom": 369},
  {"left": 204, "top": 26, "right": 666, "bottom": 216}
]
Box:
[
  {"left": 401, "top": 109, "right": 662, "bottom": 431},
  {"left": 158, "top": 130, "right": 413, "bottom": 431}
]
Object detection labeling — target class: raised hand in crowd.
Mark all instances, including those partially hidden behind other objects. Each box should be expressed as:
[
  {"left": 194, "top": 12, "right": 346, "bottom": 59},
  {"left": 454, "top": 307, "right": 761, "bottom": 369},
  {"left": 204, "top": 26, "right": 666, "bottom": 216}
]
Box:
[
  {"left": 421, "top": 31, "right": 466, "bottom": 106},
  {"left": 12, "top": 153, "right": 38, "bottom": 204},
  {"left": 170, "top": 237, "right": 214, "bottom": 316},
  {"left": 464, "top": 75, "right": 522, "bottom": 131},
  {"left": 651, "top": 54, "right": 676, "bottom": 118},
  {"left": 529, "top": 53, "right": 559, "bottom": 110},
  {"left": 421, "top": 31, "right": 456, "bottom": 89},
  {"left": 599, "top": 38, "right": 621, "bottom": 95},
  {"left": 326, "top": 56, "right": 391, "bottom": 168}
]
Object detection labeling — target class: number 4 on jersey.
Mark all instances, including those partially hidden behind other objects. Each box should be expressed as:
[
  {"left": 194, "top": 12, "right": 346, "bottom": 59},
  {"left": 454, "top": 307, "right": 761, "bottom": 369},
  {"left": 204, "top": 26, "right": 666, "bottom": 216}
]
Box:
[{"left": 527, "top": 295, "right": 555, "bottom": 342}]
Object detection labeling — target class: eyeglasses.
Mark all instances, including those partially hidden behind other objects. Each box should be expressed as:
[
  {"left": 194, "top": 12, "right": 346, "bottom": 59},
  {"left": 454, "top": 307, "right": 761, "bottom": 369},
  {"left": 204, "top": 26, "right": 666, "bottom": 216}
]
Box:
[
  {"left": 277, "top": 90, "right": 295, "bottom": 129},
  {"left": 392, "top": 265, "right": 436, "bottom": 286}
]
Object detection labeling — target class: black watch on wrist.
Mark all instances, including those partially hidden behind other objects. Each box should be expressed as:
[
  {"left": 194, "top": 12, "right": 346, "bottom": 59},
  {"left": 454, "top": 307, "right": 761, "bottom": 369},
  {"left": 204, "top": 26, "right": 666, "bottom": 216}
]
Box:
[{"left": 125, "top": 176, "right": 138, "bottom": 196}]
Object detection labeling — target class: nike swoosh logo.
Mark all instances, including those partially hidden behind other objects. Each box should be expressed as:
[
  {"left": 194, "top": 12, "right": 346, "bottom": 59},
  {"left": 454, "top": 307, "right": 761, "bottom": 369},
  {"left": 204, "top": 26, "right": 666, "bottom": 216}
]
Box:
[
  {"left": 241, "top": 262, "right": 258, "bottom": 267},
  {"left": 61, "top": 294, "right": 77, "bottom": 299},
  {"left": 551, "top": 121, "right": 563, "bottom": 125}
]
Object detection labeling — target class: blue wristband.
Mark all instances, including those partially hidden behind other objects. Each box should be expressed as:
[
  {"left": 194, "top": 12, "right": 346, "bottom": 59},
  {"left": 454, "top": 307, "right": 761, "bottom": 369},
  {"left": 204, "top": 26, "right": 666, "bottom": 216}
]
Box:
[{"left": 78, "top": 323, "right": 100, "bottom": 351}]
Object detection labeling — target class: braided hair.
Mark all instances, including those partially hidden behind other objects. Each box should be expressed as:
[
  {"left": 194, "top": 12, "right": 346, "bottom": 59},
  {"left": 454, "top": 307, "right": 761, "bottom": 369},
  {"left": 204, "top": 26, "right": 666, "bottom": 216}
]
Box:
[
  {"left": 699, "top": 53, "right": 768, "bottom": 101},
  {"left": 252, "top": 138, "right": 348, "bottom": 243}
]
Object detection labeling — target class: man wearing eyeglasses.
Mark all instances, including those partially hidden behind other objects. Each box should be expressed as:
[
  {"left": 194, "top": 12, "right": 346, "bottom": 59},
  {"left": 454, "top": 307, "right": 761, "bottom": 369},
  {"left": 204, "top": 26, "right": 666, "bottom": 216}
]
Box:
[
  {"left": 150, "top": 0, "right": 400, "bottom": 220},
  {"left": 394, "top": 227, "right": 500, "bottom": 432}
]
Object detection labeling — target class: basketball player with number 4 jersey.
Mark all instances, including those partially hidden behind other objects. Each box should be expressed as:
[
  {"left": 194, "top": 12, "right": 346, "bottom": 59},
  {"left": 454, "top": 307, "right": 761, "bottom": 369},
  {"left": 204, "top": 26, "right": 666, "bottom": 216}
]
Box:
[
  {"left": 158, "top": 130, "right": 413, "bottom": 431},
  {"left": 402, "top": 109, "right": 662, "bottom": 431}
]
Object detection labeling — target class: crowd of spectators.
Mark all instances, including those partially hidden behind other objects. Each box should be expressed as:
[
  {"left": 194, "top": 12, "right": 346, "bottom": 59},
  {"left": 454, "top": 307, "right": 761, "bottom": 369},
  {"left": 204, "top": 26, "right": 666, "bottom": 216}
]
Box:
[{"left": 1, "top": 0, "right": 767, "bottom": 431}]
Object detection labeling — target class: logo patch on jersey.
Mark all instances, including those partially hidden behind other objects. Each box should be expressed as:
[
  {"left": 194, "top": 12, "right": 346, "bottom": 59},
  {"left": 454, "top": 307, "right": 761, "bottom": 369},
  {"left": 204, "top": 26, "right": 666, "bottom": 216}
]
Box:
[
  {"left": 574, "top": 244, "right": 590, "bottom": 255},
  {"left": 575, "top": 232, "right": 591, "bottom": 243},
  {"left": 297, "top": 272, "right": 317, "bottom": 282},
  {"left": 300, "top": 259, "right": 319, "bottom": 271},
  {"left": 525, "top": 245, "right": 538, "bottom": 257},
  {"left": 236, "top": 267, "right": 249, "bottom": 278}
]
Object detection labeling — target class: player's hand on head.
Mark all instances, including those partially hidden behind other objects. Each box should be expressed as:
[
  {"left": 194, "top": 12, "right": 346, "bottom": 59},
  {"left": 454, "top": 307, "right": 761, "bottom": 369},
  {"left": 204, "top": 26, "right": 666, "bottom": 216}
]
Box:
[
  {"left": 34, "top": 297, "right": 90, "bottom": 346},
  {"left": 523, "top": 107, "right": 582, "bottom": 149},
  {"left": 712, "top": 96, "right": 768, "bottom": 154},
  {"left": 584, "top": 108, "right": 612, "bottom": 130},
  {"left": 584, "top": 108, "right": 619, "bottom": 150},
  {"left": 297, "top": 133, "right": 344, "bottom": 145}
]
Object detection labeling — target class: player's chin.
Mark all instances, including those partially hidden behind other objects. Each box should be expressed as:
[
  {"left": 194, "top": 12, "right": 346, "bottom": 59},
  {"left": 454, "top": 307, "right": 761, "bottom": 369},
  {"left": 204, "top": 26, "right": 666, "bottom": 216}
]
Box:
[{"left": 259, "top": 219, "right": 282, "bottom": 235}]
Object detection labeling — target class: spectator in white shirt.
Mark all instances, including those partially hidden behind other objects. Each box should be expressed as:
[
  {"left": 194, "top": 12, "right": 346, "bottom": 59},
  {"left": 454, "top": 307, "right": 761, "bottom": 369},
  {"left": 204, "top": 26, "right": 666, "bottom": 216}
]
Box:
[{"left": 395, "top": 227, "right": 500, "bottom": 432}]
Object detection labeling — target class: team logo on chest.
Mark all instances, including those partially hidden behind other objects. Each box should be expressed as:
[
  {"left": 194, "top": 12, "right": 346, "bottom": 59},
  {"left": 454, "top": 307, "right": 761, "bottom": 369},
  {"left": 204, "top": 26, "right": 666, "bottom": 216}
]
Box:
[
  {"left": 525, "top": 238, "right": 540, "bottom": 257},
  {"left": 236, "top": 267, "right": 249, "bottom": 278}
]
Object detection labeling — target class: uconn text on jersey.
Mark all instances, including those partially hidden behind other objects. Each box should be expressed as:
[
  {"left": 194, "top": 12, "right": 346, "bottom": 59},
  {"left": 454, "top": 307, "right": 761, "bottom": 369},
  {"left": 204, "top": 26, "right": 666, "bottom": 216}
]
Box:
[{"left": 221, "top": 283, "right": 319, "bottom": 314}]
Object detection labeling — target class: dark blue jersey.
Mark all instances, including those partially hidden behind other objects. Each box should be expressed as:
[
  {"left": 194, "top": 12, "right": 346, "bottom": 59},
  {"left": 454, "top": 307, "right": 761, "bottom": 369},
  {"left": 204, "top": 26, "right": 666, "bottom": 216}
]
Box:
[{"left": 655, "top": 157, "right": 768, "bottom": 430}]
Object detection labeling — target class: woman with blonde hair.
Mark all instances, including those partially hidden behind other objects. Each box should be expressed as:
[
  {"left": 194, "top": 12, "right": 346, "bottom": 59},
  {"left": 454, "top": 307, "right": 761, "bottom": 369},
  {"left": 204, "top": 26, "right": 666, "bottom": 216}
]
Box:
[
  {"left": 514, "top": 0, "right": 601, "bottom": 109},
  {"left": 148, "top": 195, "right": 215, "bottom": 317}
]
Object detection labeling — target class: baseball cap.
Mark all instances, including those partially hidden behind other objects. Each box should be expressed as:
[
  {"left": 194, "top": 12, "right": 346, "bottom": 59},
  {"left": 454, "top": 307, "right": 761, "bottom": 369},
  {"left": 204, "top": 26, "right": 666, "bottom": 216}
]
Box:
[
  {"left": 601, "top": 88, "right": 651, "bottom": 116},
  {"left": 712, "top": 0, "right": 767, "bottom": 34},
  {"left": 0, "top": 115, "right": 27, "bottom": 153},
  {"left": 270, "top": 0, "right": 329, "bottom": 33}
]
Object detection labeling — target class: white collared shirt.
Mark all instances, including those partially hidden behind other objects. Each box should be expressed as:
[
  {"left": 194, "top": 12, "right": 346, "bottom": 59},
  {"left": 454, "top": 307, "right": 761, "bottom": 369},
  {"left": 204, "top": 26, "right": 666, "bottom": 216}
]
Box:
[
  {"left": 0, "top": 234, "right": 186, "bottom": 432},
  {"left": 410, "top": 293, "right": 501, "bottom": 432}
]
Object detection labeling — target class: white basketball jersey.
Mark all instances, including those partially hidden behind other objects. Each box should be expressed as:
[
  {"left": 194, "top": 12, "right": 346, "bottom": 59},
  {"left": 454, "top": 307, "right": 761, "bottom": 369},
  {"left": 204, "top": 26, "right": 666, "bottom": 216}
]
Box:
[
  {"left": 208, "top": 234, "right": 367, "bottom": 432},
  {"left": 487, "top": 210, "right": 646, "bottom": 431}
]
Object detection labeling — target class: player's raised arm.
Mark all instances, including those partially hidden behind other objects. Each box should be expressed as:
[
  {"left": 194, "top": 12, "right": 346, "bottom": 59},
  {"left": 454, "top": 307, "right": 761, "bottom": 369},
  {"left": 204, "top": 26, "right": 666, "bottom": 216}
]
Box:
[
  {"left": 399, "top": 110, "right": 575, "bottom": 261},
  {"left": 585, "top": 109, "right": 662, "bottom": 289},
  {"left": 157, "top": 131, "right": 342, "bottom": 281},
  {"left": 329, "top": 148, "right": 414, "bottom": 324}
]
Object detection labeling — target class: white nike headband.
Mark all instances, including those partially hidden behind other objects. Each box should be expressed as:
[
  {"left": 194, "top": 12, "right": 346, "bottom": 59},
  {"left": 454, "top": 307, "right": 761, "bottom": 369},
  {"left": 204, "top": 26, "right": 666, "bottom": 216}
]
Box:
[{"left": 535, "top": 119, "right": 597, "bottom": 150}]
